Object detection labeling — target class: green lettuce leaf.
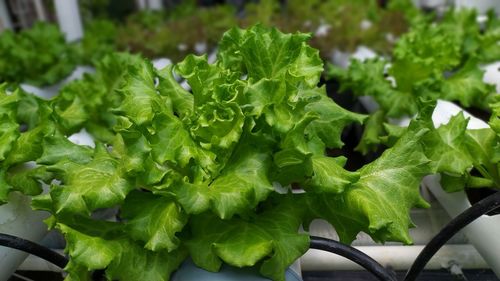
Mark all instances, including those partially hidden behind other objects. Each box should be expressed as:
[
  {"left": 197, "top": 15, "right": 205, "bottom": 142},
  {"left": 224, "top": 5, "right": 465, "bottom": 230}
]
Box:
[
  {"left": 304, "top": 127, "right": 431, "bottom": 244},
  {"left": 47, "top": 144, "right": 133, "bottom": 215},
  {"left": 121, "top": 191, "right": 188, "bottom": 252},
  {"left": 186, "top": 197, "right": 309, "bottom": 281},
  {"left": 56, "top": 217, "right": 187, "bottom": 281},
  {"left": 441, "top": 60, "right": 495, "bottom": 109}
]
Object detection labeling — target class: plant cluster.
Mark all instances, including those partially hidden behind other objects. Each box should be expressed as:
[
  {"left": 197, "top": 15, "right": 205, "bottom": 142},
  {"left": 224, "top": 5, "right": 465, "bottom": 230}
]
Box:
[
  {"left": 329, "top": 8, "right": 500, "bottom": 191},
  {"left": 0, "top": 0, "right": 414, "bottom": 86},
  {"left": 113, "top": 2, "right": 237, "bottom": 61},
  {"left": 242, "top": 0, "right": 415, "bottom": 56},
  {"left": 0, "top": 19, "right": 117, "bottom": 86},
  {"left": 83, "top": 0, "right": 414, "bottom": 61},
  {"left": 0, "top": 22, "right": 78, "bottom": 86},
  {"left": 75, "top": 19, "right": 119, "bottom": 65},
  {"left": 0, "top": 25, "right": 436, "bottom": 281}
]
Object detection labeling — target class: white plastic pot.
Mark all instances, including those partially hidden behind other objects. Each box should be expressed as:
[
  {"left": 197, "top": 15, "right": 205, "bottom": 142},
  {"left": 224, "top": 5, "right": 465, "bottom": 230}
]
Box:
[
  {"left": 418, "top": 0, "right": 448, "bottom": 9},
  {"left": 0, "top": 193, "right": 49, "bottom": 281},
  {"left": 0, "top": 0, "right": 12, "bottom": 31},
  {"left": 331, "top": 46, "right": 377, "bottom": 69},
  {"left": 152, "top": 57, "right": 173, "bottom": 70},
  {"left": 54, "top": 0, "right": 83, "bottom": 42}
]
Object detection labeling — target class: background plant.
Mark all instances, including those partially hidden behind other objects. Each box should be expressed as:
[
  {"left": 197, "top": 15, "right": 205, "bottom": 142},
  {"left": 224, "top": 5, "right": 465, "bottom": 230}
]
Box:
[
  {"left": 329, "top": 8, "right": 500, "bottom": 193},
  {"left": 0, "top": 22, "right": 77, "bottom": 86}
]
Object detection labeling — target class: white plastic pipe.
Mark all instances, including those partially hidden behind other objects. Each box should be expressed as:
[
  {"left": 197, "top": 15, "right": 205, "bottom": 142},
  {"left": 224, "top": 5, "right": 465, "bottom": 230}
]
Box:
[
  {"left": 136, "top": 0, "right": 147, "bottom": 10},
  {"left": 0, "top": 0, "right": 12, "bottom": 31},
  {"left": 0, "top": 193, "right": 49, "bottom": 281},
  {"left": 33, "top": 0, "right": 47, "bottom": 21},
  {"left": 148, "top": 0, "right": 163, "bottom": 10},
  {"left": 419, "top": 0, "right": 447, "bottom": 8},
  {"left": 455, "top": 0, "right": 500, "bottom": 15},
  {"left": 302, "top": 245, "right": 488, "bottom": 271},
  {"left": 16, "top": 245, "right": 489, "bottom": 273},
  {"left": 18, "top": 251, "right": 64, "bottom": 272},
  {"left": 54, "top": 0, "right": 83, "bottom": 42}
]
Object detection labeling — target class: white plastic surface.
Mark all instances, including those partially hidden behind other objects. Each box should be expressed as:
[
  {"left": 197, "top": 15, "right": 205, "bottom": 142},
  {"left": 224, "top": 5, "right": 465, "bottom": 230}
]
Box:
[
  {"left": 136, "top": 0, "right": 147, "bottom": 10},
  {"left": 331, "top": 46, "right": 377, "bottom": 69},
  {"left": 54, "top": 0, "right": 83, "bottom": 42},
  {"left": 315, "top": 23, "right": 331, "bottom": 37},
  {"left": 482, "top": 61, "right": 500, "bottom": 92},
  {"left": 148, "top": 0, "right": 163, "bottom": 10},
  {"left": 68, "top": 129, "right": 95, "bottom": 148},
  {"left": 0, "top": 193, "right": 50, "bottom": 281},
  {"left": 419, "top": 0, "right": 447, "bottom": 8},
  {"left": 431, "top": 100, "right": 490, "bottom": 129},
  {"left": 302, "top": 244, "right": 488, "bottom": 271},
  {"left": 21, "top": 66, "right": 94, "bottom": 100},
  {"left": 0, "top": 0, "right": 12, "bottom": 30},
  {"left": 152, "top": 58, "right": 172, "bottom": 70},
  {"left": 194, "top": 42, "right": 207, "bottom": 54},
  {"left": 455, "top": 0, "right": 500, "bottom": 15},
  {"left": 33, "top": 0, "right": 47, "bottom": 21}
]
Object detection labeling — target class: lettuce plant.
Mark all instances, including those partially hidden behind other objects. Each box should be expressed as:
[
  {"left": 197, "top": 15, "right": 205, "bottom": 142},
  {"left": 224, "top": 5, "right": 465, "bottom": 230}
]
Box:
[
  {"left": 0, "top": 22, "right": 77, "bottom": 86},
  {"left": 0, "top": 25, "right": 434, "bottom": 281},
  {"left": 329, "top": 8, "right": 500, "bottom": 192},
  {"left": 330, "top": 8, "right": 497, "bottom": 118}
]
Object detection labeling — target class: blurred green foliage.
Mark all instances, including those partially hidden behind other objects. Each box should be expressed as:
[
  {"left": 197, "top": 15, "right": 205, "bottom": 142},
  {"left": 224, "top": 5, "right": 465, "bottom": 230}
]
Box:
[
  {"left": 0, "top": 22, "right": 77, "bottom": 86},
  {"left": 0, "top": 0, "right": 415, "bottom": 85}
]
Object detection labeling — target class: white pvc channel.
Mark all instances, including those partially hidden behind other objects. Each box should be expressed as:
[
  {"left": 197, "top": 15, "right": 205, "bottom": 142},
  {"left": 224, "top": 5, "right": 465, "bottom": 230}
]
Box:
[
  {"left": 0, "top": 194, "right": 49, "bottom": 280},
  {"left": 54, "top": 0, "right": 83, "bottom": 42},
  {"left": 302, "top": 244, "right": 488, "bottom": 271},
  {"left": 0, "top": 0, "right": 12, "bottom": 30}
]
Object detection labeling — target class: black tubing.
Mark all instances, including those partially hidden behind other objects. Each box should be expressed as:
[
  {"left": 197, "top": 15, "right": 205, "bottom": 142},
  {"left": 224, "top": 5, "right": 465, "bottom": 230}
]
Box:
[
  {"left": 0, "top": 232, "right": 68, "bottom": 269},
  {"left": 405, "top": 191, "right": 500, "bottom": 281},
  {"left": 309, "top": 236, "right": 397, "bottom": 281}
]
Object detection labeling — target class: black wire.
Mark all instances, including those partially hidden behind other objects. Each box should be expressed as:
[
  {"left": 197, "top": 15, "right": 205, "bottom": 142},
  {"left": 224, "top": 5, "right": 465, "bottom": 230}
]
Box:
[
  {"left": 405, "top": 191, "right": 500, "bottom": 281},
  {"left": 309, "top": 236, "right": 398, "bottom": 281},
  {"left": 2, "top": 190, "right": 498, "bottom": 281},
  {"left": 0, "top": 232, "right": 68, "bottom": 269}
]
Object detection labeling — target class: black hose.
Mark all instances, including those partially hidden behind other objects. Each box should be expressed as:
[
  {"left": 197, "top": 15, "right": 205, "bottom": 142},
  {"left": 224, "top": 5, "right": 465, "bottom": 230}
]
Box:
[
  {"left": 309, "top": 236, "right": 398, "bottom": 281},
  {"left": 2, "top": 189, "right": 499, "bottom": 281},
  {"left": 0, "top": 232, "right": 68, "bottom": 269},
  {"left": 404, "top": 191, "right": 500, "bottom": 281}
]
